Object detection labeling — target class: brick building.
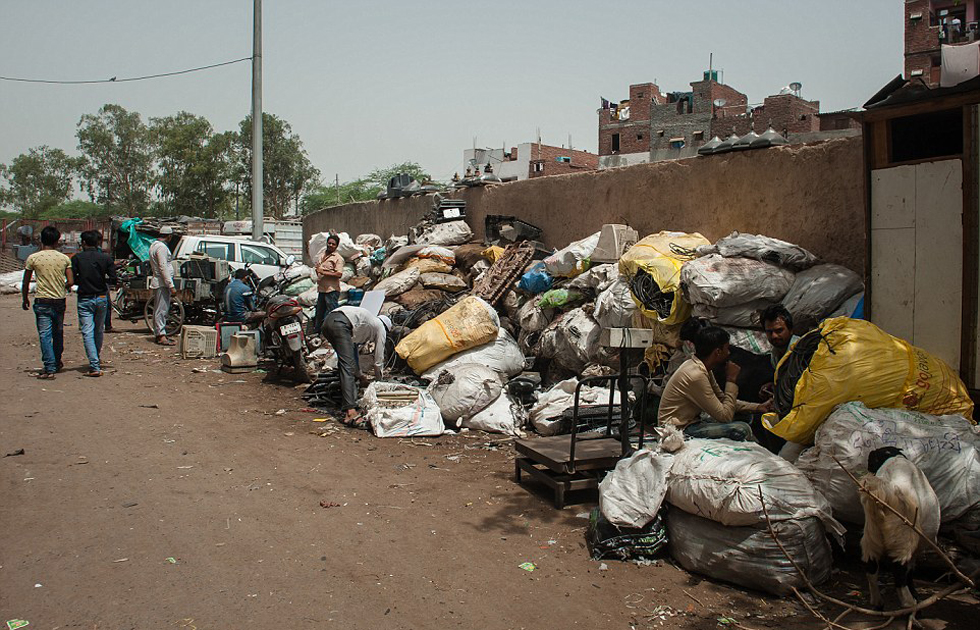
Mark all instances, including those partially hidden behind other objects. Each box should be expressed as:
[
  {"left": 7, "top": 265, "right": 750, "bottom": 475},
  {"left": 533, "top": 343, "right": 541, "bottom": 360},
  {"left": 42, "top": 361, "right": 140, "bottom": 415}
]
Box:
[
  {"left": 598, "top": 71, "right": 855, "bottom": 168},
  {"left": 463, "top": 142, "right": 597, "bottom": 181},
  {"left": 905, "top": 0, "right": 980, "bottom": 87}
]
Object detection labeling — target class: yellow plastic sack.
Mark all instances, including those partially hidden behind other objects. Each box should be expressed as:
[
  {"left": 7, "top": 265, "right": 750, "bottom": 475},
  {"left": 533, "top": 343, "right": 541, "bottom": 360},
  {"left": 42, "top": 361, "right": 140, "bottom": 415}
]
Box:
[
  {"left": 482, "top": 246, "right": 505, "bottom": 263},
  {"left": 764, "top": 317, "right": 975, "bottom": 444},
  {"left": 395, "top": 296, "right": 499, "bottom": 374},
  {"left": 618, "top": 231, "right": 710, "bottom": 325}
]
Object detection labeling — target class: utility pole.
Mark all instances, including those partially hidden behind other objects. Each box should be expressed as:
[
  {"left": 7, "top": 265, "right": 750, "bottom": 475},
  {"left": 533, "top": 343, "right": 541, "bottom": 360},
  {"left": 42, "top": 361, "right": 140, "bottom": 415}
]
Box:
[
  {"left": 250, "top": 0, "right": 264, "bottom": 240},
  {"left": 335, "top": 174, "right": 340, "bottom": 205}
]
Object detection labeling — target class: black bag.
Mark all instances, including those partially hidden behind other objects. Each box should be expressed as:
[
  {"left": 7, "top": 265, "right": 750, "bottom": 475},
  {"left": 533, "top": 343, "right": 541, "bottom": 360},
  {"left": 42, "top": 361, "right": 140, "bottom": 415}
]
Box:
[{"left": 586, "top": 506, "right": 668, "bottom": 562}]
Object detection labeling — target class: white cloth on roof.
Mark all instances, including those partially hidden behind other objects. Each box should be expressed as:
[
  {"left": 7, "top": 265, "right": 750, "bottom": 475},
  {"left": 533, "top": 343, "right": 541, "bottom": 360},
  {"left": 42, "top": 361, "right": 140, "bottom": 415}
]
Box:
[{"left": 940, "top": 41, "right": 980, "bottom": 87}]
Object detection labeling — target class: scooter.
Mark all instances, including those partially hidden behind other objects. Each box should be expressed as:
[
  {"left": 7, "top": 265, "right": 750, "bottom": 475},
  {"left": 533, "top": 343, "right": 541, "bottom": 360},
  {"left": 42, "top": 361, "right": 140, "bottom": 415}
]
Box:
[{"left": 256, "top": 257, "right": 315, "bottom": 383}]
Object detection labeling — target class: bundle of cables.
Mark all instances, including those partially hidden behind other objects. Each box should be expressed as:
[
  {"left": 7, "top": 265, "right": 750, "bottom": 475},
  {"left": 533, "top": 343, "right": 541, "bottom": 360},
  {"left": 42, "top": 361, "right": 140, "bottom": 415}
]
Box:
[
  {"left": 628, "top": 268, "right": 674, "bottom": 320},
  {"left": 773, "top": 329, "right": 825, "bottom": 418}
]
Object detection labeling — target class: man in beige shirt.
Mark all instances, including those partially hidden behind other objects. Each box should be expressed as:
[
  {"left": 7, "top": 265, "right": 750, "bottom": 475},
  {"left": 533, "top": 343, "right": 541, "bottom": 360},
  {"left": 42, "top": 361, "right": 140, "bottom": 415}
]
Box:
[
  {"left": 22, "top": 226, "right": 74, "bottom": 378},
  {"left": 658, "top": 325, "right": 771, "bottom": 441},
  {"left": 310, "top": 234, "right": 344, "bottom": 335}
]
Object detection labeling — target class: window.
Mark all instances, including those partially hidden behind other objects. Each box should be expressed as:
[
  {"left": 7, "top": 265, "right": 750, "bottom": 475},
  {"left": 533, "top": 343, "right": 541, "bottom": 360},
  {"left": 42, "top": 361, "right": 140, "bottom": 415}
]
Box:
[
  {"left": 196, "top": 241, "right": 235, "bottom": 261},
  {"left": 693, "top": 131, "right": 704, "bottom": 140},
  {"left": 890, "top": 107, "right": 963, "bottom": 163},
  {"left": 241, "top": 243, "right": 280, "bottom": 266},
  {"left": 533, "top": 162, "right": 544, "bottom": 173},
  {"left": 637, "top": 134, "right": 644, "bottom": 140},
  {"left": 657, "top": 130, "right": 665, "bottom": 137},
  {"left": 611, "top": 133, "right": 620, "bottom": 152}
]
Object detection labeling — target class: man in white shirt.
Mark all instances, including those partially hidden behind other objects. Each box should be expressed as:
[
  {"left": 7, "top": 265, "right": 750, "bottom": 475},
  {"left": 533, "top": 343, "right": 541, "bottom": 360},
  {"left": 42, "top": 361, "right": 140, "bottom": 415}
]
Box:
[
  {"left": 321, "top": 306, "right": 391, "bottom": 426},
  {"left": 148, "top": 226, "right": 177, "bottom": 346}
]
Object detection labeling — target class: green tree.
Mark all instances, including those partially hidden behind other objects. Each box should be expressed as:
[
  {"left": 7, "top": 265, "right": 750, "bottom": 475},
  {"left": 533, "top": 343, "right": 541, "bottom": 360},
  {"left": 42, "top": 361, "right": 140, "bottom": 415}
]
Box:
[
  {"left": 367, "top": 161, "right": 432, "bottom": 188},
  {"left": 237, "top": 113, "right": 320, "bottom": 219},
  {"left": 41, "top": 199, "right": 108, "bottom": 219},
  {"left": 0, "top": 146, "right": 81, "bottom": 218},
  {"left": 150, "top": 111, "right": 235, "bottom": 218},
  {"left": 76, "top": 104, "right": 155, "bottom": 216},
  {"left": 300, "top": 178, "right": 381, "bottom": 214}
]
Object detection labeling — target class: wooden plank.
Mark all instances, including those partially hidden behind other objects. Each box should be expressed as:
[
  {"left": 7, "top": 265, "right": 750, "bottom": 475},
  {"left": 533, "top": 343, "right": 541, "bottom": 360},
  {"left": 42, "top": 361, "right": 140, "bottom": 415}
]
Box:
[{"left": 914, "top": 160, "right": 964, "bottom": 369}]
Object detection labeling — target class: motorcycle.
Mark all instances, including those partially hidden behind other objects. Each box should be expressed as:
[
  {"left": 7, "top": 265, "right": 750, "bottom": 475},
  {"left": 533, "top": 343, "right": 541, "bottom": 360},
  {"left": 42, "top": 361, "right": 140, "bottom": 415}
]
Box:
[{"left": 254, "top": 257, "right": 316, "bottom": 384}]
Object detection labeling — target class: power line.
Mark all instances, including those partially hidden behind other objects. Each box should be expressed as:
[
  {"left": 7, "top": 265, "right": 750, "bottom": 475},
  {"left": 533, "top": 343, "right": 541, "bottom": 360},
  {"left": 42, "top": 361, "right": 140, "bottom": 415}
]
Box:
[{"left": 0, "top": 56, "right": 253, "bottom": 85}]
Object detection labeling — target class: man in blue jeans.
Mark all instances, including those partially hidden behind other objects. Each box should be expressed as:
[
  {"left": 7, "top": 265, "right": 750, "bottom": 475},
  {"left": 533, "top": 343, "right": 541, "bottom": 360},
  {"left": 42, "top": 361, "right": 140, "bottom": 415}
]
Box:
[
  {"left": 22, "top": 226, "right": 73, "bottom": 379},
  {"left": 71, "top": 230, "right": 117, "bottom": 377}
]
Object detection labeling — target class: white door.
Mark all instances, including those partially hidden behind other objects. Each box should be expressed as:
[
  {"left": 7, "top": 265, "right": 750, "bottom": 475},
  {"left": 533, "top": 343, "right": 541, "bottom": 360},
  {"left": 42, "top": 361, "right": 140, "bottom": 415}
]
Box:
[{"left": 870, "top": 159, "right": 963, "bottom": 371}]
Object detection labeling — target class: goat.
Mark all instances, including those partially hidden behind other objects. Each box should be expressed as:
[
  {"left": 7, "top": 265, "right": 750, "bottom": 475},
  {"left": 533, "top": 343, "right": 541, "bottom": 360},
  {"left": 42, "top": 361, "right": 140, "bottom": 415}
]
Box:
[{"left": 860, "top": 446, "right": 941, "bottom": 609}]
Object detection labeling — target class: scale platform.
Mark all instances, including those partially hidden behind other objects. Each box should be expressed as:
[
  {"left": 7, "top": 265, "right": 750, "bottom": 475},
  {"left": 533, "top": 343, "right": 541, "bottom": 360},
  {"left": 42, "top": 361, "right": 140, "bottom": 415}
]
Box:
[{"left": 514, "top": 435, "right": 623, "bottom": 509}]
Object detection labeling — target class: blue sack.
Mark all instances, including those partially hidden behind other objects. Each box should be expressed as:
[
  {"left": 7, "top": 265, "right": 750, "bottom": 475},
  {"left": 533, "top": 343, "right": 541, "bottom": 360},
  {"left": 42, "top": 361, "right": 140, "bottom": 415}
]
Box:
[{"left": 519, "top": 263, "right": 552, "bottom": 294}]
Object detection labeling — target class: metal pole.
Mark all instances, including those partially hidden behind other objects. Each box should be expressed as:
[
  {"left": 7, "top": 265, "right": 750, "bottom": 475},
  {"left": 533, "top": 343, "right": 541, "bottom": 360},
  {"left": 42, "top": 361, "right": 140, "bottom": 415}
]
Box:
[
  {"left": 250, "top": 0, "right": 264, "bottom": 240},
  {"left": 335, "top": 174, "right": 340, "bottom": 205}
]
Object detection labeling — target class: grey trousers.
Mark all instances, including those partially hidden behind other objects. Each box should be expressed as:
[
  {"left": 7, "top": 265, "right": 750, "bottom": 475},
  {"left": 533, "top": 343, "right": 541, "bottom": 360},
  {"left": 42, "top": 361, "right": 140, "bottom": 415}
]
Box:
[
  {"left": 322, "top": 311, "right": 359, "bottom": 410},
  {"left": 154, "top": 287, "right": 171, "bottom": 337}
]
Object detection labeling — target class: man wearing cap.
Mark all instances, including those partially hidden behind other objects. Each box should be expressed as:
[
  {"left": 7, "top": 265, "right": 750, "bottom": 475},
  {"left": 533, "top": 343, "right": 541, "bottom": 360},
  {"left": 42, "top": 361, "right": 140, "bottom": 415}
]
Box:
[
  {"left": 148, "top": 227, "right": 177, "bottom": 345},
  {"left": 321, "top": 305, "right": 391, "bottom": 427}
]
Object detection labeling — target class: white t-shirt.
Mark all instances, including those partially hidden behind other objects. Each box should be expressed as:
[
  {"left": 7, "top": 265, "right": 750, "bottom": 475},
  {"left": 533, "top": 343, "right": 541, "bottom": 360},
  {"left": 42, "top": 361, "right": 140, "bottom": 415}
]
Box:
[{"left": 336, "top": 306, "right": 388, "bottom": 369}]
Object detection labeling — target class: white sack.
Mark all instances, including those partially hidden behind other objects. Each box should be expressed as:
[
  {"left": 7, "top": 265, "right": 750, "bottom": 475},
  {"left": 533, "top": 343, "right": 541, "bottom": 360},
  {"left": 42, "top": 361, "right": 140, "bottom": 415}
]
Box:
[
  {"left": 530, "top": 377, "right": 626, "bottom": 436},
  {"left": 297, "top": 288, "right": 319, "bottom": 307},
  {"left": 829, "top": 291, "right": 863, "bottom": 319},
  {"left": 553, "top": 307, "right": 602, "bottom": 372},
  {"left": 599, "top": 449, "right": 672, "bottom": 528},
  {"left": 355, "top": 257, "right": 372, "bottom": 277},
  {"left": 415, "top": 221, "right": 473, "bottom": 247},
  {"left": 696, "top": 231, "right": 819, "bottom": 271},
  {"left": 516, "top": 299, "right": 553, "bottom": 334},
  {"left": 543, "top": 232, "right": 600, "bottom": 278},
  {"left": 719, "top": 326, "right": 773, "bottom": 355},
  {"left": 0, "top": 270, "right": 24, "bottom": 287},
  {"left": 422, "top": 328, "right": 525, "bottom": 380},
  {"left": 417, "top": 245, "right": 456, "bottom": 265},
  {"left": 284, "top": 264, "right": 316, "bottom": 283},
  {"left": 667, "top": 438, "right": 844, "bottom": 535},
  {"left": 382, "top": 244, "right": 426, "bottom": 269},
  {"left": 795, "top": 401, "right": 980, "bottom": 524},
  {"left": 594, "top": 277, "right": 638, "bottom": 329},
  {"left": 420, "top": 272, "right": 467, "bottom": 292},
  {"left": 668, "top": 510, "right": 833, "bottom": 596},
  {"left": 355, "top": 233, "right": 383, "bottom": 248},
  {"left": 335, "top": 232, "right": 368, "bottom": 260},
  {"left": 362, "top": 382, "right": 444, "bottom": 438},
  {"left": 374, "top": 267, "right": 420, "bottom": 297},
  {"left": 781, "top": 264, "right": 864, "bottom": 324},
  {"left": 426, "top": 364, "right": 502, "bottom": 425},
  {"left": 463, "top": 391, "right": 524, "bottom": 436},
  {"left": 681, "top": 254, "right": 795, "bottom": 308},
  {"left": 692, "top": 299, "right": 774, "bottom": 328},
  {"left": 566, "top": 263, "right": 619, "bottom": 293}
]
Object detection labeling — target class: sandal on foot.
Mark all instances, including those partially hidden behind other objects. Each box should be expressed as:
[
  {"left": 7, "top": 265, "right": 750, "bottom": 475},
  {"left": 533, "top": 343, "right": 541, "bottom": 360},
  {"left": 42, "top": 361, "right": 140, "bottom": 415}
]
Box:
[
  {"left": 84, "top": 371, "right": 102, "bottom": 378},
  {"left": 37, "top": 372, "right": 56, "bottom": 380}
]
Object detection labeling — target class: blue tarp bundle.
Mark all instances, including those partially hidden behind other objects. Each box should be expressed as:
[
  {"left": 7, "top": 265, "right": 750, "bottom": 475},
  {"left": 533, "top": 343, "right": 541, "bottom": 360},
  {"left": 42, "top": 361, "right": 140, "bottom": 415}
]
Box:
[{"left": 120, "top": 218, "right": 156, "bottom": 261}]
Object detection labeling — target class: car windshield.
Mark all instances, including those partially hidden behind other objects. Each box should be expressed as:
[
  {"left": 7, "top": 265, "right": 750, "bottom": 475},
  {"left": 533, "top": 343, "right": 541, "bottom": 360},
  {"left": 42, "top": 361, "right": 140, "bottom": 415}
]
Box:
[{"left": 241, "top": 243, "right": 279, "bottom": 266}]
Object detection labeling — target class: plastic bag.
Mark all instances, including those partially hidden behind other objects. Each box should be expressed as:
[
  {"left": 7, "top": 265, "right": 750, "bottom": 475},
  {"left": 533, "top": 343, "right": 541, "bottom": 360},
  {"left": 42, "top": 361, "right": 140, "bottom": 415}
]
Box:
[
  {"left": 482, "top": 246, "right": 505, "bottom": 263},
  {"left": 599, "top": 449, "right": 672, "bottom": 528},
  {"left": 516, "top": 299, "right": 553, "bottom": 334},
  {"left": 764, "top": 317, "right": 975, "bottom": 444},
  {"left": 681, "top": 254, "right": 795, "bottom": 308},
  {"left": 619, "top": 231, "right": 710, "bottom": 325},
  {"left": 594, "top": 277, "right": 638, "bottom": 329},
  {"left": 355, "top": 233, "right": 383, "bottom": 248},
  {"left": 340, "top": 262, "right": 355, "bottom": 283},
  {"left": 464, "top": 391, "right": 524, "bottom": 436},
  {"left": 781, "top": 264, "right": 864, "bottom": 325},
  {"left": 374, "top": 267, "right": 420, "bottom": 297},
  {"left": 422, "top": 328, "right": 525, "bottom": 380},
  {"left": 518, "top": 263, "right": 553, "bottom": 294},
  {"left": 394, "top": 286, "right": 445, "bottom": 309},
  {"left": 567, "top": 263, "right": 619, "bottom": 293},
  {"left": 426, "top": 364, "right": 502, "bottom": 425},
  {"left": 420, "top": 272, "right": 467, "bottom": 292},
  {"left": 395, "top": 296, "right": 500, "bottom": 374},
  {"left": 283, "top": 277, "right": 314, "bottom": 296},
  {"left": 668, "top": 509, "right": 832, "bottom": 595},
  {"left": 691, "top": 299, "right": 773, "bottom": 328},
  {"left": 553, "top": 307, "right": 602, "bottom": 372},
  {"left": 355, "top": 257, "right": 372, "bottom": 277},
  {"left": 536, "top": 288, "right": 584, "bottom": 310},
  {"left": 362, "top": 382, "right": 444, "bottom": 438},
  {"left": 796, "top": 402, "right": 980, "bottom": 524},
  {"left": 543, "top": 232, "right": 600, "bottom": 278},
  {"left": 666, "top": 439, "right": 844, "bottom": 535},
  {"left": 696, "top": 231, "right": 819, "bottom": 271},
  {"left": 297, "top": 287, "right": 319, "bottom": 307},
  {"left": 415, "top": 221, "right": 473, "bottom": 246}
]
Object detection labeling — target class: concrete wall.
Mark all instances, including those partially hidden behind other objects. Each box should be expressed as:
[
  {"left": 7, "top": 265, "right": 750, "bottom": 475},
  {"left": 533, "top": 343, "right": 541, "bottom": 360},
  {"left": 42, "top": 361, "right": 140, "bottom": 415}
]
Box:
[{"left": 304, "top": 136, "right": 866, "bottom": 272}]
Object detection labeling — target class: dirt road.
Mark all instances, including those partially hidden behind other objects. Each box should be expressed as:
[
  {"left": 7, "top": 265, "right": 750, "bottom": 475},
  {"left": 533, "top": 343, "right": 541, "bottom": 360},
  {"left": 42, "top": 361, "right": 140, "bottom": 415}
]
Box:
[{"left": 0, "top": 294, "right": 970, "bottom": 630}]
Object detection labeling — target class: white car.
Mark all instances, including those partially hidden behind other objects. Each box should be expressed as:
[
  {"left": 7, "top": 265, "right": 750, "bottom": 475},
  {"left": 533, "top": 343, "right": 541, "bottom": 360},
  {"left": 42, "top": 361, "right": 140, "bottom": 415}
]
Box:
[{"left": 173, "top": 235, "right": 291, "bottom": 280}]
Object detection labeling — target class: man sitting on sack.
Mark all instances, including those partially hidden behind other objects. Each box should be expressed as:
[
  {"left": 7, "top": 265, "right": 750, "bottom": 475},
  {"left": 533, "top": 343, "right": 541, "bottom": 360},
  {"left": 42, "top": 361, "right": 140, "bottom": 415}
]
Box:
[
  {"left": 321, "top": 305, "right": 392, "bottom": 428},
  {"left": 659, "top": 323, "right": 772, "bottom": 441}
]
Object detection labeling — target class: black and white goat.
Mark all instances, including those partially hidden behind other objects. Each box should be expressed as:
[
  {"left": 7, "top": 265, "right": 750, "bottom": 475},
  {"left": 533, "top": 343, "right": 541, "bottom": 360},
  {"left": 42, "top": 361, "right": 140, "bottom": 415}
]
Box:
[{"left": 860, "top": 446, "right": 940, "bottom": 609}]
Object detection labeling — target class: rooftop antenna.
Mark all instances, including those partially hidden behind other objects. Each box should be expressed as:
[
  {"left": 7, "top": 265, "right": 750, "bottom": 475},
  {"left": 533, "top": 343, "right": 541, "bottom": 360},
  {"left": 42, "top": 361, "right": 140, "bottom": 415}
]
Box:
[
  {"left": 568, "top": 133, "right": 572, "bottom": 151},
  {"left": 789, "top": 81, "right": 803, "bottom": 97}
]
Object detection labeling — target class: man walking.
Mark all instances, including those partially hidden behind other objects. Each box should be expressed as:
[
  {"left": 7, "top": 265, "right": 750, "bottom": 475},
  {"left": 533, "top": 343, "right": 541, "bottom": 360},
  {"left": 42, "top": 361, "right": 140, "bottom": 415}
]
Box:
[
  {"left": 310, "top": 234, "right": 343, "bottom": 335},
  {"left": 22, "top": 226, "right": 73, "bottom": 379},
  {"left": 149, "top": 226, "right": 177, "bottom": 345},
  {"left": 72, "top": 230, "right": 117, "bottom": 377}
]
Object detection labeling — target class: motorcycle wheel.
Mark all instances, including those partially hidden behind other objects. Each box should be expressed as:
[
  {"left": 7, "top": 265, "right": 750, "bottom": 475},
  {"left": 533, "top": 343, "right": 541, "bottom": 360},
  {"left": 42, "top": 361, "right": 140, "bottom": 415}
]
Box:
[{"left": 292, "top": 352, "right": 314, "bottom": 384}]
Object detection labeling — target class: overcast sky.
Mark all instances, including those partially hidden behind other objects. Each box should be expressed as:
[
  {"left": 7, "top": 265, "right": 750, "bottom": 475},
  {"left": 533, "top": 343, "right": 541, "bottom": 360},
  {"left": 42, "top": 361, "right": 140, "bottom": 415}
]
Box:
[{"left": 1, "top": 0, "right": 903, "bottom": 186}]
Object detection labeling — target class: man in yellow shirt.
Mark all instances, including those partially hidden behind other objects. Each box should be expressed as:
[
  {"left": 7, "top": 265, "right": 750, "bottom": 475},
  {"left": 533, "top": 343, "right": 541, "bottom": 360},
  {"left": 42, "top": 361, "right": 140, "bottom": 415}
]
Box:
[
  {"left": 22, "top": 226, "right": 74, "bottom": 379},
  {"left": 658, "top": 325, "right": 771, "bottom": 441}
]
